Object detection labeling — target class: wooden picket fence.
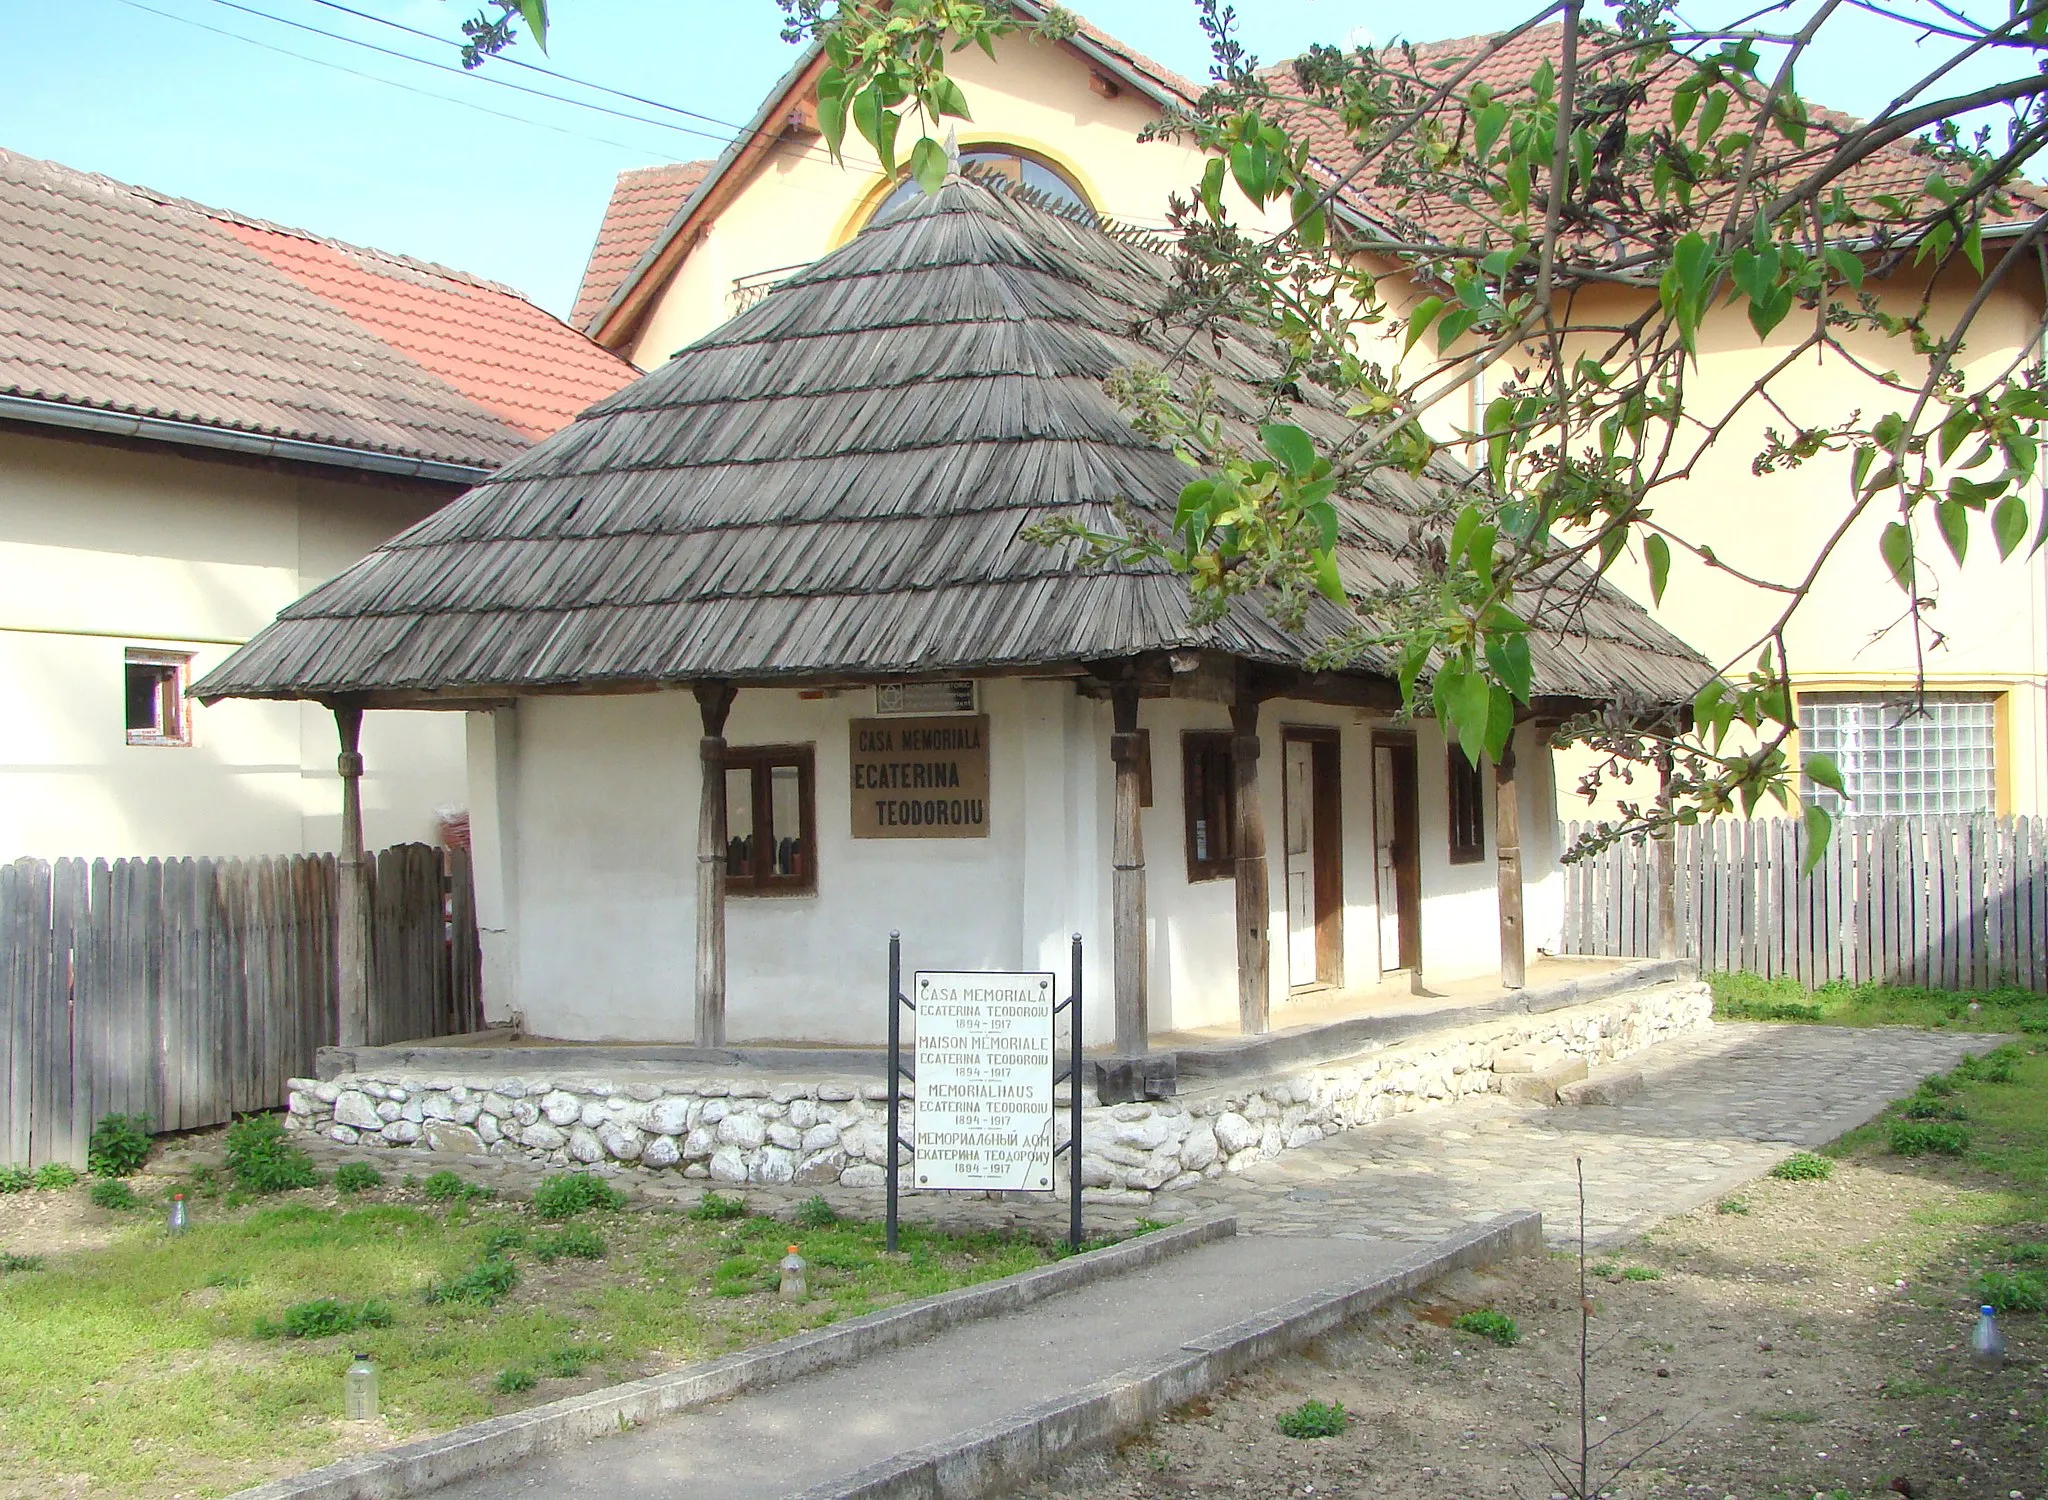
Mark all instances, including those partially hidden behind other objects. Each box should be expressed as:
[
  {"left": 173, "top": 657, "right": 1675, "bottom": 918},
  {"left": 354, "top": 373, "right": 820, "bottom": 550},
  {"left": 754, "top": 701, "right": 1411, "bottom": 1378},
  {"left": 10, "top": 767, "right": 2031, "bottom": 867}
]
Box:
[
  {"left": 0, "top": 844, "right": 482, "bottom": 1168},
  {"left": 1559, "top": 815, "right": 2048, "bottom": 991}
]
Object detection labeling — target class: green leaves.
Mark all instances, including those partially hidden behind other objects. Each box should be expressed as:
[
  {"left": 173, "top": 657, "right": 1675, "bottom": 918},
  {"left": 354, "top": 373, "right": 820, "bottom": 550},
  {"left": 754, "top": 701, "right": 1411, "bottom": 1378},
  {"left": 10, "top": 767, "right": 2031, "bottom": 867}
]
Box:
[
  {"left": 1644, "top": 533, "right": 1671, "bottom": 606},
  {"left": 1658, "top": 233, "right": 1717, "bottom": 358},
  {"left": 910, "top": 135, "right": 949, "bottom": 195},
  {"left": 1993, "top": 494, "right": 2029, "bottom": 559},
  {"left": 1803, "top": 752, "right": 1846, "bottom": 800},
  {"left": 1880, "top": 521, "right": 1916, "bottom": 593},
  {"left": 1259, "top": 422, "right": 1317, "bottom": 477}
]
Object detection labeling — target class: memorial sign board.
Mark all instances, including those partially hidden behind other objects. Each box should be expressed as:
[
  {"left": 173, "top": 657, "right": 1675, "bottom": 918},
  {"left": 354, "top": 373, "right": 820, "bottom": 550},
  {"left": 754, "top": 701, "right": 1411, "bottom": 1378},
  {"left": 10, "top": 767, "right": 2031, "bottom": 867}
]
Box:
[
  {"left": 850, "top": 715, "right": 990, "bottom": 838},
  {"left": 912, "top": 969, "right": 1055, "bottom": 1190}
]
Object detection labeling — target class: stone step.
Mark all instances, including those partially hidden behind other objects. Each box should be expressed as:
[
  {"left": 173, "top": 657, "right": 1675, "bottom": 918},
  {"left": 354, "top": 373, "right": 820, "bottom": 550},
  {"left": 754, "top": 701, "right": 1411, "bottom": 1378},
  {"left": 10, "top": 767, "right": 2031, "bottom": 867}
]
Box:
[
  {"left": 1559, "top": 1069, "right": 1646, "bottom": 1107},
  {"left": 1499, "top": 1055, "right": 1589, "bottom": 1104}
]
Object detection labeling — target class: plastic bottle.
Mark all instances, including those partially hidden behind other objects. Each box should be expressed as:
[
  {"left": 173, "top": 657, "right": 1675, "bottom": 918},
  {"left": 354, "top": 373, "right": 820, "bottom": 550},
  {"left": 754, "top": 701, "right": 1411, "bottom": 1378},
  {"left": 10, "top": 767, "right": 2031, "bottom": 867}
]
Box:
[
  {"left": 1971, "top": 1305, "right": 2005, "bottom": 1369},
  {"left": 166, "top": 1193, "right": 187, "bottom": 1234},
  {"left": 344, "top": 1353, "right": 379, "bottom": 1420},
  {"left": 779, "top": 1245, "right": 808, "bottom": 1301}
]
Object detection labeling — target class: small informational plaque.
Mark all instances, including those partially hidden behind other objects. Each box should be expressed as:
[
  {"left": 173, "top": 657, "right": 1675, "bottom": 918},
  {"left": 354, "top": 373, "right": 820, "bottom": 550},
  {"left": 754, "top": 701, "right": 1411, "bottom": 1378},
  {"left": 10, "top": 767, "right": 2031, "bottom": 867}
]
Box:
[
  {"left": 913, "top": 970, "right": 1056, "bottom": 1191},
  {"left": 850, "top": 715, "right": 990, "bottom": 838}
]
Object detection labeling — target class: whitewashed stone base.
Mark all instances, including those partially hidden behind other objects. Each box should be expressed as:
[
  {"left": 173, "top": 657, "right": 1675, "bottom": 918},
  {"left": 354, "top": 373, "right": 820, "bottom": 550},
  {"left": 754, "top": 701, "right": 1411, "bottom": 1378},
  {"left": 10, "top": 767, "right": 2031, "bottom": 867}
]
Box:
[{"left": 285, "top": 981, "right": 1711, "bottom": 1201}]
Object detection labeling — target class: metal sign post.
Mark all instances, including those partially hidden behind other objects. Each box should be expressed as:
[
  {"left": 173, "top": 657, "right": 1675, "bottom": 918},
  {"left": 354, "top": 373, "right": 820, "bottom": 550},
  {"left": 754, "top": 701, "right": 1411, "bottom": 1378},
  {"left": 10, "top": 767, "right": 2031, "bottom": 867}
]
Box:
[{"left": 884, "top": 933, "right": 1084, "bottom": 1253}]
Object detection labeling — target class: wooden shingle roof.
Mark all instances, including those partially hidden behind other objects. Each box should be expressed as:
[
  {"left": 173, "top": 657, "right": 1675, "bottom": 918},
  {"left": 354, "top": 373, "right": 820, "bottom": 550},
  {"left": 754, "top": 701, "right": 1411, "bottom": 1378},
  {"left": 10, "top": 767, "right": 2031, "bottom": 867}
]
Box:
[{"left": 196, "top": 177, "right": 1706, "bottom": 709}]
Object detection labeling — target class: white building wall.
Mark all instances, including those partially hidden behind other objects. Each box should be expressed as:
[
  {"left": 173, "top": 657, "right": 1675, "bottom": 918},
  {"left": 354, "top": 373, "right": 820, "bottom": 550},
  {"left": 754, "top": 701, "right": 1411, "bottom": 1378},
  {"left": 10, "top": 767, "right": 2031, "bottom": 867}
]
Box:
[{"left": 488, "top": 683, "right": 1566, "bottom": 1046}]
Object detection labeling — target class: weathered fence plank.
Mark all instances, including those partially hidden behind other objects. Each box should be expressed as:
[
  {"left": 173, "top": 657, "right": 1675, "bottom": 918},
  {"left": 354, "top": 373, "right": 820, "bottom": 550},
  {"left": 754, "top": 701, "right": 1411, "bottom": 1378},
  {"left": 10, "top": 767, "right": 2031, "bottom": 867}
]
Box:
[{"left": 1561, "top": 814, "right": 2048, "bottom": 991}]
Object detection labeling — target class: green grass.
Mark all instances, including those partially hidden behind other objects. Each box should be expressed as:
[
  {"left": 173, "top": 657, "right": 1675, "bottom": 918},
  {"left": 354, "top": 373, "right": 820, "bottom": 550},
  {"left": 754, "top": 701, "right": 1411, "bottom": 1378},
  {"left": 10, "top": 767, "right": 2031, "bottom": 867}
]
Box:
[
  {"left": 1710, "top": 971, "right": 2048, "bottom": 1031},
  {"left": 1452, "top": 1308, "right": 1521, "bottom": 1345},
  {"left": 1276, "top": 1398, "right": 1349, "bottom": 1438},
  {"left": 1769, "top": 1151, "right": 1834, "bottom": 1181},
  {"left": 0, "top": 1190, "right": 1060, "bottom": 1497}
]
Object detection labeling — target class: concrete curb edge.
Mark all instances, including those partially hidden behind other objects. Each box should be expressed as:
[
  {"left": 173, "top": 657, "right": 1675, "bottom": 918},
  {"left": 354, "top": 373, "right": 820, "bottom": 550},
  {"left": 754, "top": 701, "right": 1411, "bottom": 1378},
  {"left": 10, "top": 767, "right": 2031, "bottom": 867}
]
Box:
[
  {"left": 228, "top": 1215, "right": 1237, "bottom": 1500},
  {"left": 793, "top": 1209, "right": 1545, "bottom": 1500}
]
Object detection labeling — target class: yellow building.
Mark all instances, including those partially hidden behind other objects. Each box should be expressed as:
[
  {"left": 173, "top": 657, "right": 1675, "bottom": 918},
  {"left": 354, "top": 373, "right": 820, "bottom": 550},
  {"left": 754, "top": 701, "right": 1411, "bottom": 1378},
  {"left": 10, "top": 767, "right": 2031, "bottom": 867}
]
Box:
[
  {"left": 566, "top": 7, "right": 2047, "bottom": 823},
  {"left": 0, "top": 146, "right": 635, "bottom": 859}
]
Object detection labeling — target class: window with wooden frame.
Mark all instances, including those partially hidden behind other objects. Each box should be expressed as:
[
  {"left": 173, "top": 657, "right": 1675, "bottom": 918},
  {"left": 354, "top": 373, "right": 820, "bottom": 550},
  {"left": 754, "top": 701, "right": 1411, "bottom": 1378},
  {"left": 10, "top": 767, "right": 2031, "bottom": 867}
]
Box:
[
  {"left": 724, "top": 745, "right": 816, "bottom": 895},
  {"left": 1447, "top": 750, "right": 1486, "bottom": 864},
  {"left": 124, "top": 649, "right": 193, "bottom": 746},
  {"left": 1182, "top": 731, "right": 1236, "bottom": 881}
]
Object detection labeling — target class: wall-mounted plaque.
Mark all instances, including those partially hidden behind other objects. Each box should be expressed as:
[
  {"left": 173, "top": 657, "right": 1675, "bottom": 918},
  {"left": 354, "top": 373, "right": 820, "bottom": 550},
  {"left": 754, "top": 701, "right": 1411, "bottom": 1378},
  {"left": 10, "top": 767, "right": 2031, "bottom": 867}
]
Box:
[
  {"left": 876, "top": 680, "right": 976, "bottom": 715},
  {"left": 913, "top": 969, "right": 1055, "bottom": 1191},
  {"left": 850, "top": 714, "right": 990, "bottom": 838}
]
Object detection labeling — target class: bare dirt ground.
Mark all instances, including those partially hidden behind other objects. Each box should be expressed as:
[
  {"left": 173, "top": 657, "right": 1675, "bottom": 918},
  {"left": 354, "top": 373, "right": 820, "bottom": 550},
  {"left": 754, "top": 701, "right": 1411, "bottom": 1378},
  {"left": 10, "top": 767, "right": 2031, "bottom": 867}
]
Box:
[{"left": 1023, "top": 1163, "right": 2046, "bottom": 1500}]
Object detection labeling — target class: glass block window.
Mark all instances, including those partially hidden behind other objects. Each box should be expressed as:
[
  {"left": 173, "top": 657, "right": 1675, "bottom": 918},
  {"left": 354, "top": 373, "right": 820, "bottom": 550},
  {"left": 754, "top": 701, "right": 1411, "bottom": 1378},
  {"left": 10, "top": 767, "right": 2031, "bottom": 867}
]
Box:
[{"left": 1797, "top": 691, "right": 1997, "bottom": 816}]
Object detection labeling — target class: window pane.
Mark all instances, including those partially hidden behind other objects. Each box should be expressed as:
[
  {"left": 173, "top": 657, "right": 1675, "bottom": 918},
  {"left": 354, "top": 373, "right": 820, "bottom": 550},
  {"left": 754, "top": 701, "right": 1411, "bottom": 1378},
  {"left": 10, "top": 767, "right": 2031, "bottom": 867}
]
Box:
[
  {"left": 125, "top": 665, "right": 164, "bottom": 735},
  {"left": 769, "top": 764, "right": 804, "bottom": 878},
  {"left": 1797, "top": 690, "right": 1997, "bottom": 816},
  {"left": 726, "top": 766, "right": 755, "bottom": 878}
]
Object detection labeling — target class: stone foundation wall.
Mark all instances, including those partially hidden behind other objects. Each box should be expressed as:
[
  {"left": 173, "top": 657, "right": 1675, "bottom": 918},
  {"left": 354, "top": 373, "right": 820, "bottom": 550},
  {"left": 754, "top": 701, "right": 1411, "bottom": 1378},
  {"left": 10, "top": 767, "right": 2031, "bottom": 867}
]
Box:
[{"left": 285, "top": 980, "right": 1712, "bottom": 1201}]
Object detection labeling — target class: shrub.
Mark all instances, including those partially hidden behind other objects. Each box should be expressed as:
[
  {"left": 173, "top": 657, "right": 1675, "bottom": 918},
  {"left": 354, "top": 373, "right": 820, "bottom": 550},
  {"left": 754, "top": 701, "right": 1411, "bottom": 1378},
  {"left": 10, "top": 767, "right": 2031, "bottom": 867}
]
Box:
[
  {"left": 1453, "top": 1309, "right": 1521, "bottom": 1346},
  {"left": 793, "top": 1194, "right": 838, "bottom": 1229},
  {"left": 1902, "top": 1094, "right": 1968, "bottom": 1121},
  {"left": 87, "top": 1113, "right": 152, "bottom": 1178},
  {"left": 532, "top": 1172, "right": 625, "bottom": 1221},
  {"left": 334, "top": 1163, "right": 384, "bottom": 1196},
  {"left": 225, "top": 1115, "right": 319, "bottom": 1193},
  {"left": 1975, "top": 1269, "right": 2047, "bottom": 1315},
  {"left": 494, "top": 1368, "right": 537, "bottom": 1394},
  {"left": 1769, "top": 1152, "right": 1834, "bottom": 1181},
  {"left": 531, "top": 1224, "right": 606, "bottom": 1263},
  {"left": 424, "top": 1255, "right": 519, "bottom": 1307},
  {"left": 1889, "top": 1121, "right": 1971, "bottom": 1157},
  {"left": 540, "top": 1347, "right": 593, "bottom": 1378},
  {"left": 1621, "top": 1265, "right": 1663, "bottom": 1282},
  {"left": 0, "top": 1165, "right": 29, "bottom": 1194},
  {"left": 88, "top": 1180, "right": 138, "bottom": 1210},
  {"left": 1276, "top": 1399, "right": 1349, "bottom": 1438},
  {"left": 277, "top": 1297, "right": 394, "bottom": 1339},
  {"left": 33, "top": 1163, "right": 79, "bottom": 1191},
  {"left": 1, "top": 1252, "right": 43, "bottom": 1273},
  {"left": 691, "top": 1190, "right": 749, "bottom": 1221}
]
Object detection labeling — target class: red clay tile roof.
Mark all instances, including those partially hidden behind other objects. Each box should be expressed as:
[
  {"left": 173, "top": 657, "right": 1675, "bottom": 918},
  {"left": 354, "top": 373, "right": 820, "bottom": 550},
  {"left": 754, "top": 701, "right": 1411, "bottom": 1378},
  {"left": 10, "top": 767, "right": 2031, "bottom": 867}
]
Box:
[
  {"left": 571, "top": 160, "right": 711, "bottom": 332},
  {"left": 1266, "top": 25, "right": 2044, "bottom": 250},
  {"left": 0, "top": 146, "right": 636, "bottom": 471}
]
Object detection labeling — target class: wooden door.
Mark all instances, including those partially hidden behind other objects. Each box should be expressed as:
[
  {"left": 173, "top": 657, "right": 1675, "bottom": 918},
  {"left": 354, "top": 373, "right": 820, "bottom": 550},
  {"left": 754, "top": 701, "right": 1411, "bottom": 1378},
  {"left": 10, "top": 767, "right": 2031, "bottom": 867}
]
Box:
[
  {"left": 1372, "top": 738, "right": 1421, "bottom": 972},
  {"left": 1284, "top": 730, "right": 1344, "bottom": 989}
]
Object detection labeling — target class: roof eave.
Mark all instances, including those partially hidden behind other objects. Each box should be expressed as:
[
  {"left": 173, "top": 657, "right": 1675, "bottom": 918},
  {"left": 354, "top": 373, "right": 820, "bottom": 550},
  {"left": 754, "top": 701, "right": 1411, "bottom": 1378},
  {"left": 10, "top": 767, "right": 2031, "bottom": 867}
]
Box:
[{"left": 0, "top": 391, "right": 495, "bottom": 484}]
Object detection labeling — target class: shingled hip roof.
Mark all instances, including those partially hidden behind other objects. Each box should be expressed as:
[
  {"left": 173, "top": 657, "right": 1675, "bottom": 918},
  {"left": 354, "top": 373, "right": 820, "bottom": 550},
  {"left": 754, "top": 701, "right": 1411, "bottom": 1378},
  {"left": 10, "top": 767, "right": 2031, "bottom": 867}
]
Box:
[
  {"left": 0, "top": 146, "right": 636, "bottom": 472},
  {"left": 196, "top": 178, "right": 1707, "bottom": 708}
]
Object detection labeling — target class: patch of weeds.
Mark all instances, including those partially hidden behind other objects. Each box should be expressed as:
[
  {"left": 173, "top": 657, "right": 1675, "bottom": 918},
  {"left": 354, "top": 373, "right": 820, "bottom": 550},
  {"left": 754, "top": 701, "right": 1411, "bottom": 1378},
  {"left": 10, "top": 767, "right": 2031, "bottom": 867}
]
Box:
[
  {"left": 494, "top": 1367, "right": 537, "bottom": 1394},
  {"left": 1276, "top": 1398, "right": 1349, "bottom": 1438},
  {"left": 532, "top": 1172, "right": 625, "bottom": 1221},
  {"left": 1754, "top": 1408, "right": 1819, "bottom": 1424},
  {"left": 691, "top": 1190, "right": 748, "bottom": 1221},
  {"left": 1717, "top": 1196, "right": 1751, "bottom": 1215},
  {"left": 1975, "top": 1268, "right": 2047, "bottom": 1314},
  {"left": 272, "top": 1297, "right": 394, "bottom": 1339},
  {"left": 478, "top": 1225, "right": 526, "bottom": 1258},
  {"left": 1452, "top": 1309, "right": 1521, "bottom": 1345},
  {"left": 88, "top": 1179, "right": 139, "bottom": 1210},
  {"left": 86, "top": 1112, "right": 152, "bottom": 1177},
  {"left": 205, "top": 1270, "right": 250, "bottom": 1289},
  {"left": 531, "top": 1224, "right": 606, "bottom": 1263},
  {"left": 33, "top": 1162, "right": 80, "bottom": 1191},
  {"left": 1955, "top": 1048, "right": 2022, "bottom": 1085},
  {"left": 1998, "top": 1240, "right": 2048, "bottom": 1265},
  {"left": 1769, "top": 1152, "right": 1834, "bottom": 1181},
  {"left": 1590, "top": 1259, "right": 1623, "bottom": 1278},
  {"left": 1621, "top": 1265, "right": 1663, "bottom": 1281},
  {"left": 334, "top": 1162, "right": 383, "bottom": 1196},
  {"left": 793, "top": 1194, "right": 838, "bottom": 1229},
  {"left": 1889, "top": 1121, "right": 1971, "bottom": 1157},
  {"left": 1919, "top": 1072, "right": 1958, "bottom": 1097},
  {"left": 1, "top": 1252, "right": 43, "bottom": 1273},
  {"left": 225, "top": 1114, "right": 320, "bottom": 1193},
  {"left": 0, "top": 1165, "right": 30, "bottom": 1193},
  {"left": 540, "top": 1346, "right": 594, "bottom": 1378},
  {"left": 711, "top": 1253, "right": 774, "bottom": 1297},
  {"left": 423, "top": 1255, "right": 519, "bottom": 1307},
  {"left": 422, "top": 1170, "right": 493, "bottom": 1203}
]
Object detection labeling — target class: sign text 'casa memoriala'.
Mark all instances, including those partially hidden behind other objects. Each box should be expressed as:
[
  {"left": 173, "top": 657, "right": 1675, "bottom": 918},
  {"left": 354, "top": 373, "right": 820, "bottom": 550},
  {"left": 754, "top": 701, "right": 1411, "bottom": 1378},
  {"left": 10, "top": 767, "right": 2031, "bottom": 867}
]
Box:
[
  {"left": 913, "top": 970, "right": 1055, "bottom": 1191},
  {"left": 849, "top": 714, "right": 989, "bottom": 838}
]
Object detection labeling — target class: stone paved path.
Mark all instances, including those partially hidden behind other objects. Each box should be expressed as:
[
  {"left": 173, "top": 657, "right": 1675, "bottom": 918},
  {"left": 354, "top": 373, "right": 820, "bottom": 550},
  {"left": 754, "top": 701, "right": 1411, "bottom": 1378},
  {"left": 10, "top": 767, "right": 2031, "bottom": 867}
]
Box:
[{"left": 1152, "top": 1022, "right": 1993, "bottom": 1247}]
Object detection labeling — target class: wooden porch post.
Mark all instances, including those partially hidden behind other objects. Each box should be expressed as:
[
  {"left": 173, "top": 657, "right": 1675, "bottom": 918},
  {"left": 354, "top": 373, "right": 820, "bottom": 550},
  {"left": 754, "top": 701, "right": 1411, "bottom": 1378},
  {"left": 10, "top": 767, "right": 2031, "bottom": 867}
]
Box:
[
  {"left": 1231, "top": 695, "right": 1270, "bottom": 1035},
  {"left": 1110, "top": 683, "right": 1148, "bottom": 1055},
  {"left": 1654, "top": 745, "right": 1679, "bottom": 959},
  {"left": 694, "top": 681, "right": 737, "bottom": 1049},
  {"left": 1494, "top": 730, "right": 1526, "bottom": 989},
  {"left": 333, "top": 701, "right": 371, "bottom": 1048}
]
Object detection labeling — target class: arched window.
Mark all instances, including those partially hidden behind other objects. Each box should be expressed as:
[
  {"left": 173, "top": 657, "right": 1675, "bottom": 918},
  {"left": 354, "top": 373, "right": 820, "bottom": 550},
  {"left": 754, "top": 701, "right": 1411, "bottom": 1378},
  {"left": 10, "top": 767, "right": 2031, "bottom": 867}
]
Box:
[{"left": 867, "top": 147, "right": 1094, "bottom": 226}]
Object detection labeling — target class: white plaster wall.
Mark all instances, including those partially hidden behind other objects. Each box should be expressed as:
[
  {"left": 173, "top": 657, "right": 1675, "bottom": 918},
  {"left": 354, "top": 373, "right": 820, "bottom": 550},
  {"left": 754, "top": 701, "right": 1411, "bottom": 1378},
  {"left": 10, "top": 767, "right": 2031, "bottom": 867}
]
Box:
[{"left": 0, "top": 429, "right": 466, "bottom": 859}]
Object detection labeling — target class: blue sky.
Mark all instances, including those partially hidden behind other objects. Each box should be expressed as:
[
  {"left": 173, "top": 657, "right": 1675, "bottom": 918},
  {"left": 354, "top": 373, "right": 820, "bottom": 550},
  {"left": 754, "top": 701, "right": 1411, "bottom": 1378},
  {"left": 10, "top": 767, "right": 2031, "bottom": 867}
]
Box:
[{"left": 0, "top": 2, "right": 2009, "bottom": 319}]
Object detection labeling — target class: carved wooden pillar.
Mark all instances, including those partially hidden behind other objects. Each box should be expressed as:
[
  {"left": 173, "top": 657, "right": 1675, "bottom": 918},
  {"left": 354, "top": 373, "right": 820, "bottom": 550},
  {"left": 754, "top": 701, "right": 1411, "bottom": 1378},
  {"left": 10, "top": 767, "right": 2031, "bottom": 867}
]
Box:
[
  {"left": 694, "top": 681, "right": 737, "bottom": 1048},
  {"left": 1654, "top": 745, "right": 1679, "bottom": 959},
  {"left": 333, "top": 701, "right": 370, "bottom": 1048},
  {"left": 1495, "top": 730, "right": 1526, "bottom": 989},
  {"left": 1231, "top": 696, "right": 1270, "bottom": 1035},
  {"left": 1110, "top": 683, "right": 1148, "bottom": 1055}
]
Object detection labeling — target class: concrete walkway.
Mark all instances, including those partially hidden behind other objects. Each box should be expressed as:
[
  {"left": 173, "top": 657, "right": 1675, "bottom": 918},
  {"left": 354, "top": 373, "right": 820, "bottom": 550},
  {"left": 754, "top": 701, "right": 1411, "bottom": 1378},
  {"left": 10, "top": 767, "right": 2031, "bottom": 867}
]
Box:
[
  {"left": 412, "top": 1021, "right": 1983, "bottom": 1499},
  {"left": 1162, "top": 1021, "right": 1990, "bottom": 1246}
]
